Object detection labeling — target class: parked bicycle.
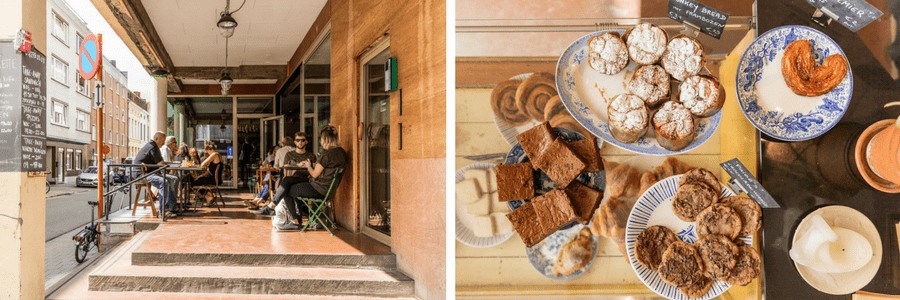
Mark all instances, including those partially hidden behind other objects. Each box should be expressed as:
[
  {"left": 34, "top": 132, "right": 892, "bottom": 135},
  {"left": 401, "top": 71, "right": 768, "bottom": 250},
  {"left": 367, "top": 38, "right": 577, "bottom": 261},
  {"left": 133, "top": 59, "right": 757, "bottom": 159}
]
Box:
[
  {"left": 73, "top": 200, "right": 100, "bottom": 263},
  {"left": 46, "top": 180, "right": 50, "bottom": 194}
]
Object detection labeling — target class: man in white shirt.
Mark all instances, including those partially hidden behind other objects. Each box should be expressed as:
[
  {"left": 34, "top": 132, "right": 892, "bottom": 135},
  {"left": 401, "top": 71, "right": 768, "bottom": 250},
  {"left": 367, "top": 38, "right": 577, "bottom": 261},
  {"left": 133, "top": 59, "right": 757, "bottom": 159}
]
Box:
[
  {"left": 273, "top": 135, "right": 296, "bottom": 169},
  {"left": 160, "top": 136, "right": 177, "bottom": 162}
]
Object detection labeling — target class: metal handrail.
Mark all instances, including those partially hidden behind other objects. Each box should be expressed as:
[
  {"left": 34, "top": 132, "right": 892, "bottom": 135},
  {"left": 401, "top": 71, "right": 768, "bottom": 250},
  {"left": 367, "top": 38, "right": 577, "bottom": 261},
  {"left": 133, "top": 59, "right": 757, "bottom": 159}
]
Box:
[
  {"left": 103, "top": 164, "right": 169, "bottom": 197},
  {"left": 100, "top": 164, "right": 170, "bottom": 221}
]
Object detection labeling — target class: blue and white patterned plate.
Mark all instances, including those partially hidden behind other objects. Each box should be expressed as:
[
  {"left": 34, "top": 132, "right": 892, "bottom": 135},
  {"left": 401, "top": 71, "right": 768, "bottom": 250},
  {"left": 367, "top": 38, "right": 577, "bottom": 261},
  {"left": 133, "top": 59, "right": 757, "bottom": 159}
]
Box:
[
  {"left": 556, "top": 30, "right": 722, "bottom": 155},
  {"left": 525, "top": 223, "right": 599, "bottom": 280},
  {"left": 625, "top": 175, "right": 751, "bottom": 300},
  {"left": 504, "top": 127, "right": 605, "bottom": 221},
  {"left": 455, "top": 163, "right": 514, "bottom": 248},
  {"left": 736, "top": 25, "right": 852, "bottom": 141}
]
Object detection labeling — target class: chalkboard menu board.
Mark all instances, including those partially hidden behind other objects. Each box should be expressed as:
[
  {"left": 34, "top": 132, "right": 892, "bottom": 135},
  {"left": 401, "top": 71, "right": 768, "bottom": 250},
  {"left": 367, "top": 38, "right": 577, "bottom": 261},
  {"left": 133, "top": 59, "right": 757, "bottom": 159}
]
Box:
[
  {"left": 0, "top": 41, "right": 46, "bottom": 172},
  {"left": 667, "top": 0, "right": 729, "bottom": 39},
  {"left": 805, "top": 0, "right": 883, "bottom": 32}
]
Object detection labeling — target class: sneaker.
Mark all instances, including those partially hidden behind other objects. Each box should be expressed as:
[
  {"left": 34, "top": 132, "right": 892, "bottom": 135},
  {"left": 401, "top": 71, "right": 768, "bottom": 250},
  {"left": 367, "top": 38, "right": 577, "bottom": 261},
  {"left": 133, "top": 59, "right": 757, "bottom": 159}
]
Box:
[
  {"left": 276, "top": 222, "right": 300, "bottom": 230},
  {"left": 306, "top": 221, "right": 324, "bottom": 230},
  {"left": 164, "top": 211, "right": 178, "bottom": 218},
  {"left": 253, "top": 206, "right": 274, "bottom": 215}
]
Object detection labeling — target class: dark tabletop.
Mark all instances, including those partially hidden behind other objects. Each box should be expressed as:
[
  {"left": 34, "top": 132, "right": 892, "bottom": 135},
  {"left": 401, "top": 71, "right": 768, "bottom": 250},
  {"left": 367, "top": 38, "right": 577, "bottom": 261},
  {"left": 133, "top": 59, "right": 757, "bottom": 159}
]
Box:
[{"left": 758, "top": 0, "right": 900, "bottom": 298}]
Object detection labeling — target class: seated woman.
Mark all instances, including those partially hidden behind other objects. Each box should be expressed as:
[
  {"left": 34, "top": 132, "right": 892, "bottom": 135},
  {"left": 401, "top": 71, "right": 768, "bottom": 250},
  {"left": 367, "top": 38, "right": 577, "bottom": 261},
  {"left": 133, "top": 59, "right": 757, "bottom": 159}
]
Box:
[
  {"left": 183, "top": 144, "right": 224, "bottom": 205},
  {"left": 278, "top": 126, "right": 346, "bottom": 230},
  {"left": 187, "top": 147, "right": 202, "bottom": 165},
  {"left": 175, "top": 143, "right": 190, "bottom": 162},
  {"left": 245, "top": 146, "right": 281, "bottom": 209}
]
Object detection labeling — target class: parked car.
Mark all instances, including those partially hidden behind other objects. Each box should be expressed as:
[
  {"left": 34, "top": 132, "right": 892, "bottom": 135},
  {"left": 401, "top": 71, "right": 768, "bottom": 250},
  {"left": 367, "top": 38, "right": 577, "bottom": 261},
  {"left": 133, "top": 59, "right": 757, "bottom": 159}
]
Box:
[{"left": 75, "top": 167, "right": 99, "bottom": 187}]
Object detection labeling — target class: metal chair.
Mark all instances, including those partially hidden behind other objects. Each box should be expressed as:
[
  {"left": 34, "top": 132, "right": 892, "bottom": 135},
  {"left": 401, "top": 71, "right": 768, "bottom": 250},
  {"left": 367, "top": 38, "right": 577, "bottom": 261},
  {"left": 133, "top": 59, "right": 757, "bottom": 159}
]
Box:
[
  {"left": 191, "top": 163, "right": 224, "bottom": 216},
  {"left": 132, "top": 164, "right": 158, "bottom": 217},
  {"left": 299, "top": 168, "right": 344, "bottom": 235}
]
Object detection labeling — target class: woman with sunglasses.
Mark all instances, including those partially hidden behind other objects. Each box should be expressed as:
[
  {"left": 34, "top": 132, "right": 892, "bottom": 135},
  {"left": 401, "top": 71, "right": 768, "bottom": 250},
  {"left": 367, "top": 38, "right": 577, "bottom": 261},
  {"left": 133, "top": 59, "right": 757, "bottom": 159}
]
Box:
[
  {"left": 278, "top": 125, "right": 346, "bottom": 230},
  {"left": 252, "top": 132, "right": 316, "bottom": 214}
]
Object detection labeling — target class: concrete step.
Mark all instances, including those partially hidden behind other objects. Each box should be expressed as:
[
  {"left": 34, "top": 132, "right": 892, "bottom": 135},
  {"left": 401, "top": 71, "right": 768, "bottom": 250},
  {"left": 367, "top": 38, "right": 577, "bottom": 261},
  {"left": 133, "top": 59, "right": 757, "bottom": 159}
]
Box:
[
  {"left": 87, "top": 233, "right": 415, "bottom": 297},
  {"left": 51, "top": 290, "right": 418, "bottom": 300},
  {"left": 131, "top": 251, "right": 397, "bottom": 269}
]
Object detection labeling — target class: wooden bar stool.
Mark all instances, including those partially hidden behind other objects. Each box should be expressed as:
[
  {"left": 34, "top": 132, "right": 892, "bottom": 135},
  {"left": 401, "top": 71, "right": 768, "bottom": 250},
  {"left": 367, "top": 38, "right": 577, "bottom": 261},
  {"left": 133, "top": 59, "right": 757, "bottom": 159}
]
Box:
[{"left": 132, "top": 164, "right": 159, "bottom": 217}]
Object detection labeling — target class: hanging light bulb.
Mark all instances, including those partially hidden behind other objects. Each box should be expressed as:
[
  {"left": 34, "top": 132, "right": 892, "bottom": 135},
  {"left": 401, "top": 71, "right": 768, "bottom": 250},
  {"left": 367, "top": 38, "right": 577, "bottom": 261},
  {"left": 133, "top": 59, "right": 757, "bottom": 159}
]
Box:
[{"left": 217, "top": 11, "right": 237, "bottom": 38}]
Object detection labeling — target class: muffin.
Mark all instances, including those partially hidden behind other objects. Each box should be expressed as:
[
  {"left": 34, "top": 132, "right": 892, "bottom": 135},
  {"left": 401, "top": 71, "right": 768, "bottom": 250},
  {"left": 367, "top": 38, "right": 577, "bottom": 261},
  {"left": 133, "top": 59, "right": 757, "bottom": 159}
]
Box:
[
  {"left": 677, "top": 74, "right": 725, "bottom": 117},
  {"left": 627, "top": 64, "right": 670, "bottom": 107},
  {"left": 607, "top": 94, "right": 649, "bottom": 143},
  {"left": 588, "top": 32, "right": 629, "bottom": 75},
  {"left": 652, "top": 101, "right": 695, "bottom": 151},
  {"left": 661, "top": 35, "right": 704, "bottom": 81},
  {"left": 623, "top": 23, "right": 668, "bottom": 65}
]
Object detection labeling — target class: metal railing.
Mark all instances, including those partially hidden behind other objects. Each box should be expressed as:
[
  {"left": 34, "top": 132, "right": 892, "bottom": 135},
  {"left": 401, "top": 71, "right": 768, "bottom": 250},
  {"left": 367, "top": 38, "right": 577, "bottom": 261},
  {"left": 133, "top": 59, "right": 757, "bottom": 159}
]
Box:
[{"left": 102, "top": 164, "right": 170, "bottom": 221}]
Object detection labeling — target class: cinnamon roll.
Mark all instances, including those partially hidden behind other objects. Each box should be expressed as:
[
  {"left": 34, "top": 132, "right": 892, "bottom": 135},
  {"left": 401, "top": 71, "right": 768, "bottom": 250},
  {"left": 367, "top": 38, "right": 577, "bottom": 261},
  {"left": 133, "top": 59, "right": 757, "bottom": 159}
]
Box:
[
  {"left": 661, "top": 35, "right": 704, "bottom": 81},
  {"left": 781, "top": 39, "right": 848, "bottom": 96},
  {"left": 623, "top": 23, "right": 668, "bottom": 65},
  {"left": 543, "top": 95, "right": 567, "bottom": 122},
  {"left": 490, "top": 79, "right": 530, "bottom": 126},
  {"left": 516, "top": 72, "right": 559, "bottom": 122}
]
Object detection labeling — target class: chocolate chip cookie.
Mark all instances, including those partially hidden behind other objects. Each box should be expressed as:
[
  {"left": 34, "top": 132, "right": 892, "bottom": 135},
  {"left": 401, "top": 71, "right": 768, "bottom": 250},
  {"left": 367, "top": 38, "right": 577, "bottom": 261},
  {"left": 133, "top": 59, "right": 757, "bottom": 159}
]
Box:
[
  {"left": 635, "top": 225, "right": 678, "bottom": 270},
  {"left": 696, "top": 234, "right": 739, "bottom": 280},
  {"left": 725, "top": 244, "right": 761, "bottom": 286},
  {"left": 672, "top": 182, "right": 718, "bottom": 222},
  {"left": 658, "top": 241, "right": 705, "bottom": 287},
  {"left": 678, "top": 168, "right": 722, "bottom": 196},
  {"left": 720, "top": 196, "right": 762, "bottom": 237},
  {"left": 679, "top": 274, "right": 714, "bottom": 299},
  {"left": 696, "top": 204, "right": 743, "bottom": 240}
]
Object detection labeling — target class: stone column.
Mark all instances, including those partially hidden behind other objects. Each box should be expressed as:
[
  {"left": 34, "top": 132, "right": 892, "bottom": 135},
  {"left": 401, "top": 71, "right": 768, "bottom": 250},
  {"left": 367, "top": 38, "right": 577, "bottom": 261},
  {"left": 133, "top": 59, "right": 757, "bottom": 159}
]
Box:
[
  {"left": 0, "top": 1, "right": 47, "bottom": 299},
  {"left": 174, "top": 102, "right": 185, "bottom": 146},
  {"left": 151, "top": 76, "right": 167, "bottom": 134}
]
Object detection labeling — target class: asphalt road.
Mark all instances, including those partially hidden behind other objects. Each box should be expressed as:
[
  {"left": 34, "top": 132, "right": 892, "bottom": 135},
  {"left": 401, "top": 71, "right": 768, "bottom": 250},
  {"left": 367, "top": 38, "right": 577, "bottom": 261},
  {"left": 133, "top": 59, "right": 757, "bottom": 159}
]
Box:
[{"left": 45, "top": 186, "right": 138, "bottom": 241}]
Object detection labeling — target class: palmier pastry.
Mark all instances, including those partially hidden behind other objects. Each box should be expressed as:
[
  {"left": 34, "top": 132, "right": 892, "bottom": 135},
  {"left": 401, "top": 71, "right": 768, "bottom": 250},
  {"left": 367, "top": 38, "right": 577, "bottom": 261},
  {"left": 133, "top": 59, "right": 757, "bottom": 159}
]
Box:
[
  {"left": 634, "top": 225, "right": 678, "bottom": 271},
  {"left": 781, "top": 39, "right": 848, "bottom": 96},
  {"left": 627, "top": 65, "right": 670, "bottom": 107},
  {"left": 658, "top": 241, "right": 705, "bottom": 287},
  {"left": 677, "top": 75, "right": 725, "bottom": 117},
  {"left": 661, "top": 35, "right": 704, "bottom": 81},
  {"left": 588, "top": 32, "right": 629, "bottom": 75},
  {"left": 516, "top": 72, "right": 558, "bottom": 122},
  {"left": 543, "top": 95, "right": 567, "bottom": 122},
  {"left": 724, "top": 245, "right": 762, "bottom": 286},
  {"left": 679, "top": 275, "right": 714, "bottom": 299},
  {"left": 672, "top": 182, "right": 718, "bottom": 222},
  {"left": 652, "top": 101, "right": 695, "bottom": 151},
  {"left": 552, "top": 228, "right": 594, "bottom": 277},
  {"left": 623, "top": 23, "right": 668, "bottom": 65},
  {"left": 491, "top": 79, "right": 530, "bottom": 126},
  {"left": 678, "top": 168, "right": 723, "bottom": 197},
  {"left": 607, "top": 94, "right": 649, "bottom": 143},
  {"left": 696, "top": 234, "right": 739, "bottom": 280},
  {"left": 720, "top": 196, "right": 762, "bottom": 237},
  {"left": 696, "top": 204, "right": 743, "bottom": 240}
]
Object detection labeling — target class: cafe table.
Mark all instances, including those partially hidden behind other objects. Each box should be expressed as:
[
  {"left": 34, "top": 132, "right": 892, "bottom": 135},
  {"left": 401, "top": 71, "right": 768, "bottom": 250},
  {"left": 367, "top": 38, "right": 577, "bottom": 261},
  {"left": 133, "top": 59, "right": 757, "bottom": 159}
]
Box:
[
  {"left": 457, "top": 1, "right": 899, "bottom": 298},
  {"left": 254, "top": 166, "right": 281, "bottom": 202},
  {"left": 168, "top": 165, "right": 206, "bottom": 215}
]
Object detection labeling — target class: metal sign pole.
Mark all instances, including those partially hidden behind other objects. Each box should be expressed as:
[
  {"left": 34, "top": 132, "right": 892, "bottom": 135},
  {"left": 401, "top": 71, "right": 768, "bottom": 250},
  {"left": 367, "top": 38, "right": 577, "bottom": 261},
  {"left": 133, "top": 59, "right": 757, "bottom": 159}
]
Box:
[{"left": 97, "top": 34, "right": 104, "bottom": 219}]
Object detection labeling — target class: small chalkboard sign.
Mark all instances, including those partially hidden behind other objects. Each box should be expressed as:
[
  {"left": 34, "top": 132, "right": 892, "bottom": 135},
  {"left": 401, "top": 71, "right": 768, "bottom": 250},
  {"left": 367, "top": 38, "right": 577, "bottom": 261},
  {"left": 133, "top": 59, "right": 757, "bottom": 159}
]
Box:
[
  {"left": 805, "top": 0, "right": 883, "bottom": 32},
  {"left": 0, "top": 41, "right": 46, "bottom": 173},
  {"left": 668, "top": 0, "right": 729, "bottom": 39},
  {"left": 720, "top": 158, "right": 780, "bottom": 208}
]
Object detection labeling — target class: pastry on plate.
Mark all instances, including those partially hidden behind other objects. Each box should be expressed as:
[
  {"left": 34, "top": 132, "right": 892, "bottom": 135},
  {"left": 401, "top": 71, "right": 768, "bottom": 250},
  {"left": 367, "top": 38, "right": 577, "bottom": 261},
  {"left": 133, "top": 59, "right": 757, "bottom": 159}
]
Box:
[
  {"left": 672, "top": 182, "right": 718, "bottom": 222},
  {"left": 495, "top": 162, "right": 535, "bottom": 202},
  {"left": 568, "top": 135, "right": 603, "bottom": 173},
  {"left": 661, "top": 34, "right": 704, "bottom": 81},
  {"left": 605, "top": 161, "right": 640, "bottom": 199},
  {"left": 696, "top": 234, "right": 739, "bottom": 280},
  {"left": 516, "top": 72, "right": 558, "bottom": 122},
  {"left": 696, "top": 203, "right": 743, "bottom": 240},
  {"left": 564, "top": 181, "right": 603, "bottom": 225},
  {"left": 653, "top": 157, "right": 695, "bottom": 180},
  {"left": 506, "top": 201, "right": 544, "bottom": 248},
  {"left": 635, "top": 225, "right": 678, "bottom": 271},
  {"left": 652, "top": 101, "right": 695, "bottom": 151},
  {"left": 590, "top": 196, "right": 629, "bottom": 244},
  {"left": 724, "top": 244, "right": 762, "bottom": 286},
  {"left": 548, "top": 113, "right": 590, "bottom": 138},
  {"left": 781, "top": 39, "right": 848, "bottom": 97},
  {"left": 678, "top": 168, "right": 723, "bottom": 197},
  {"left": 552, "top": 228, "right": 594, "bottom": 277},
  {"left": 543, "top": 95, "right": 567, "bottom": 123},
  {"left": 627, "top": 64, "right": 670, "bottom": 107},
  {"left": 516, "top": 121, "right": 555, "bottom": 169},
  {"left": 536, "top": 137, "right": 587, "bottom": 188},
  {"left": 623, "top": 22, "right": 668, "bottom": 65},
  {"left": 588, "top": 32, "right": 630, "bottom": 75},
  {"left": 532, "top": 189, "right": 578, "bottom": 240},
  {"left": 720, "top": 196, "right": 762, "bottom": 237},
  {"left": 678, "top": 74, "right": 725, "bottom": 117},
  {"left": 658, "top": 241, "right": 705, "bottom": 287},
  {"left": 607, "top": 93, "right": 649, "bottom": 144},
  {"left": 491, "top": 79, "right": 530, "bottom": 126},
  {"left": 679, "top": 275, "right": 714, "bottom": 299}
]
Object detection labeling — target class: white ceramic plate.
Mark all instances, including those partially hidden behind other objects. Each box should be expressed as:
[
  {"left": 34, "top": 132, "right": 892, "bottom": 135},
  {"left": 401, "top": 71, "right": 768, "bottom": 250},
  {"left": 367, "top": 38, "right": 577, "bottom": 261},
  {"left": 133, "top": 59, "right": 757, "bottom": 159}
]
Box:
[
  {"left": 792, "top": 205, "right": 882, "bottom": 295},
  {"left": 556, "top": 30, "right": 722, "bottom": 155},
  {"left": 625, "top": 175, "right": 750, "bottom": 300},
  {"left": 525, "top": 223, "right": 599, "bottom": 280},
  {"left": 736, "top": 25, "right": 852, "bottom": 141},
  {"left": 455, "top": 163, "right": 514, "bottom": 248}
]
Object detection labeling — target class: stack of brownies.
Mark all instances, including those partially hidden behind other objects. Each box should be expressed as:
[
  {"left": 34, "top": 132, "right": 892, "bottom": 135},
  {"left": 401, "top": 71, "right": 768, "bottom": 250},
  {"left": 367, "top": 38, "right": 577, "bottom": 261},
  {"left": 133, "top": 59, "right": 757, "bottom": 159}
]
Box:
[{"left": 496, "top": 122, "right": 605, "bottom": 247}]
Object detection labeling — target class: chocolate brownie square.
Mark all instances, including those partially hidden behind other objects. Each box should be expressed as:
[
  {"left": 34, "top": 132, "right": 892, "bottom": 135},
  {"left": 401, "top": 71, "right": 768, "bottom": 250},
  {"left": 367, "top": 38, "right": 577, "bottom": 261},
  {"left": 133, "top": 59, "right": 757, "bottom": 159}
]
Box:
[
  {"left": 516, "top": 122, "right": 555, "bottom": 169},
  {"left": 506, "top": 201, "right": 542, "bottom": 247},
  {"left": 565, "top": 181, "right": 603, "bottom": 225},
  {"left": 569, "top": 136, "right": 603, "bottom": 173},
  {"left": 536, "top": 137, "right": 587, "bottom": 188},
  {"left": 495, "top": 162, "right": 535, "bottom": 202},
  {"left": 533, "top": 189, "right": 577, "bottom": 236}
]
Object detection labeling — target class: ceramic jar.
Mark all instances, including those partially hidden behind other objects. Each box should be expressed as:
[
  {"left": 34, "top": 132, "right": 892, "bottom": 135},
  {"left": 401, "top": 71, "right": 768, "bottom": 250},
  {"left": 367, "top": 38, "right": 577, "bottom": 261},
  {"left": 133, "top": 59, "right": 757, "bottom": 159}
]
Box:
[{"left": 855, "top": 120, "right": 900, "bottom": 193}]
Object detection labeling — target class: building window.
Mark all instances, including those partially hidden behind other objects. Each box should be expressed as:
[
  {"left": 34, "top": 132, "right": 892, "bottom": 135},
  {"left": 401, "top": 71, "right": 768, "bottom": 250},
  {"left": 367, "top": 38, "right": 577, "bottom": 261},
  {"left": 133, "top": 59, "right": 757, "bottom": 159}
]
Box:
[
  {"left": 52, "top": 13, "right": 68, "bottom": 45},
  {"left": 66, "top": 149, "right": 73, "bottom": 171},
  {"left": 115, "top": 106, "right": 119, "bottom": 120},
  {"left": 76, "top": 110, "right": 88, "bottom": 132},
  {"left": 75, "top": 150, "right": 82, "bottom": 170},
  {"left": 51, "top": 100, "right": 67, "bottom": 126},
  {"left": 52, "top": 57, "right": 67, "bottom": 85},
  {"left": 76, "top": 71, "right": 87, "bottom": 95},
  {"left": 75, "top": 34, "right": 83, "bottom": 53},
  {"left": 107, "top": 130, "right": 111, "bottom": 144},
  {"left": 92, "top": 125, "right": 96, "bottom": 141},
  {"left": 116, "top": 82, "right": 119, "bottom": 95}
]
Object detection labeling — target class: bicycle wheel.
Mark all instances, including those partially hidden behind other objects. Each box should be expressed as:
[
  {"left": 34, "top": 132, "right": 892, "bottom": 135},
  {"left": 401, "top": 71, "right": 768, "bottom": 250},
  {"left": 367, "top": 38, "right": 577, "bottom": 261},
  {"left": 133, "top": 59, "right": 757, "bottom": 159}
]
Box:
[
  {"left": 46, "top": 182, "right": 50, "bottom": 193},
  {"left": 75, "top": 241, "right": 89, "bottom": 263}
]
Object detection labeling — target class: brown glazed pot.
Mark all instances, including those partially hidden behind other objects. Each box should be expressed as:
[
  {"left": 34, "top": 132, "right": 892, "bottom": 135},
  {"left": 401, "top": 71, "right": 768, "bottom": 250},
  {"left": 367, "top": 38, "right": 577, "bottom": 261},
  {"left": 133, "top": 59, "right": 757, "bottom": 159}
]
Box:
[{"left": 855, "top": 120, "right": 900, "bottom": 193}]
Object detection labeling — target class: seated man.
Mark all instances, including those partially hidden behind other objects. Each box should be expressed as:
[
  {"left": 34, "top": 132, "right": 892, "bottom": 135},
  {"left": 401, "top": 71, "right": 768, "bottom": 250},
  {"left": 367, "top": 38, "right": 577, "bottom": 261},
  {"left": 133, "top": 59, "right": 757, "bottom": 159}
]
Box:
[
  {"left": 135, "top": 131, "right": 180, "bottom": 218},
  {"left": 278, "top": 125, "right": 346, "bottom": 230},
  {"left": 254, "top": 132, "right": 316, "bottom": 216}
]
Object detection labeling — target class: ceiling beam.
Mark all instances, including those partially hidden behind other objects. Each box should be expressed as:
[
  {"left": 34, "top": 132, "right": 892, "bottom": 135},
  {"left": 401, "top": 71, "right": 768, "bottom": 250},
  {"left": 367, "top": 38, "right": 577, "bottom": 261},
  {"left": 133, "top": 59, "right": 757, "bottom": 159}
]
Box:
[
  {"left": 174, "top": 65, "right": 287, "bottom": 81},
  {"left": 92, "top": 0, "right": 182, "bottom": 93}
]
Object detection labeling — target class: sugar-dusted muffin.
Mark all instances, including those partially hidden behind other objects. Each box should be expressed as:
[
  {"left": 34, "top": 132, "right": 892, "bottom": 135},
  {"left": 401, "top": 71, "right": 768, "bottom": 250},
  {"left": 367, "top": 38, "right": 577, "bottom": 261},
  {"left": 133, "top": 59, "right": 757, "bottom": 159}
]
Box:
[
  {"left": 652, "top": 101, "right": 695, "bottom": 151},
  {"left": 677, "top": 74, "right": 725, "bottom": 117},
  {"left": 661, "top": 35, "right": 704, "bottom": 81},
  {"left": 627, "top": 64, "right": 670, "bottom": 107},
  {"left": 588, "top": 32, "right": 629, "bottom": 75},
  {"left": 607, "top": 94, "right": 649, "bottom": 143},
  {"left": 623, "top": 23, "right": 668, "bottom": 65}
]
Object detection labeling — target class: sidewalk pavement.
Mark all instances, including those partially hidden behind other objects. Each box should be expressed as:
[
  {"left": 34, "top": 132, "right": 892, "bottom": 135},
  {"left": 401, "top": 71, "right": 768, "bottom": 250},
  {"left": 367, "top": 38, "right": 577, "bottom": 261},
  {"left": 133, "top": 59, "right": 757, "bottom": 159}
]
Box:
[{"left": 48, "top": 176, "right": 93, "bottom": 199}]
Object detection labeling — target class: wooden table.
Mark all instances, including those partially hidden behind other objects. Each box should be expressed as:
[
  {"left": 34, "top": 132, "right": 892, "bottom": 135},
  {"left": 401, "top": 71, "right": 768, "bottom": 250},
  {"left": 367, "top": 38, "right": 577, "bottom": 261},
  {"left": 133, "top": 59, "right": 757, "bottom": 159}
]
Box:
[
  {"left": 168, "top": 165, "right": 205, "bottom": 214},
  {"left": 455, "top": 27, "right": 761, "bottom": 300}
]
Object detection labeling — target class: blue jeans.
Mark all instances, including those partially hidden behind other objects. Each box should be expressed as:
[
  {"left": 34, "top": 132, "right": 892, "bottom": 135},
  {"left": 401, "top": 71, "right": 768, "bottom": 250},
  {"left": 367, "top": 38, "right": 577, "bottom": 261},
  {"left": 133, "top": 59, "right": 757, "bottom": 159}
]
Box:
[
  {"left": 147, "top": 174, "right": 179, "bottom": 211},
  {"left": 256, "top": 183, "right": 269, "bottom": 199}
]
